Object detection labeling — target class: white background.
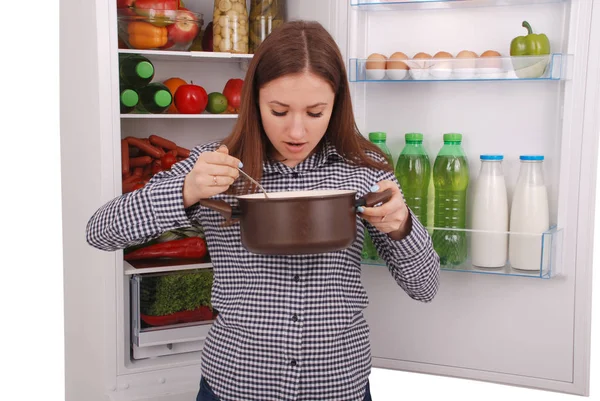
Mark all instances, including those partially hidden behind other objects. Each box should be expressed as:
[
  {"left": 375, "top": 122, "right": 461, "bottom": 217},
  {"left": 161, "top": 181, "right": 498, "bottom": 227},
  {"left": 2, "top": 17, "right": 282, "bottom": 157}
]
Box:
[{"left": 1, "top": 0, "right": 597, "bottom": 400}]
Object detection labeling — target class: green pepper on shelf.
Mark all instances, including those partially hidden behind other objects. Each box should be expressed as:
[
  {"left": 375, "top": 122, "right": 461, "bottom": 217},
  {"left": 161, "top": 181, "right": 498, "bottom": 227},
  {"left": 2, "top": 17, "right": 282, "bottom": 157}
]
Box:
[{"left": 510, "top": 21, "right": 551, "bottom": 79}]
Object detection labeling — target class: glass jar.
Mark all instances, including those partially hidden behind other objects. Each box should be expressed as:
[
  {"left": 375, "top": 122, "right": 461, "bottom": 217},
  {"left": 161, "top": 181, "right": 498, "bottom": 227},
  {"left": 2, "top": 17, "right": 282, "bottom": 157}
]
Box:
[
  {"left": 213, "top": 0, "right": 249, "bottom": 54},
  {"left": 249, "top": 0, "right": 286, "bottom": 53}
]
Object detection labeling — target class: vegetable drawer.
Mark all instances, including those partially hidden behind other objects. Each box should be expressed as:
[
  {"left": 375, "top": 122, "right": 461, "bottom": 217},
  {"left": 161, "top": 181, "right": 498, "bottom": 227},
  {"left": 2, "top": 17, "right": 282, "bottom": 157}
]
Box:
[{"left": 130, "top": 269, "right": 217, "bottom": 360}]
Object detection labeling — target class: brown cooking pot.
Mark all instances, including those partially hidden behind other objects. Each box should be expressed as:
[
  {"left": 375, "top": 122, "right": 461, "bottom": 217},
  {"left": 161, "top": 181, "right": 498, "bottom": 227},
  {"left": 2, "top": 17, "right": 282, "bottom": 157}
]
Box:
[{"left": 199, "top": 189, "right": 393, "bottom": 255}]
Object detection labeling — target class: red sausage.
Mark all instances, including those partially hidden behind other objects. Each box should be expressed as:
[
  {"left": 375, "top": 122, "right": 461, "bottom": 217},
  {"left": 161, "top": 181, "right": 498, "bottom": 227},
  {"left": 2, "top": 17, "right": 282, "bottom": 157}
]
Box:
[
  {"left": 127, "top": 137, "right": 164, "bottom": 158},
  {"left": 149, "top": 134, "right": 177, "bottom": 150}
]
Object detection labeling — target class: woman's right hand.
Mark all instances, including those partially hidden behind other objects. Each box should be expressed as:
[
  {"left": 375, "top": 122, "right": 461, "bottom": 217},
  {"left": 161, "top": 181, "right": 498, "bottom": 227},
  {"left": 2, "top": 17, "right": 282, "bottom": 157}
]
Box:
[{"left": 183, "top": 145, "right": 242, "bottom": 207}]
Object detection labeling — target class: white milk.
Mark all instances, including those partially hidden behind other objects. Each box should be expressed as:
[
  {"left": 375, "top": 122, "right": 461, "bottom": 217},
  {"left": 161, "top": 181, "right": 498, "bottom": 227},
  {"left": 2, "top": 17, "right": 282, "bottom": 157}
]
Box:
[
  {"left": 508, "top": 157, "right": 550, "bottom": 271},
  {"left": 471, "top": 156, "right": 509, "bottom": 268}
]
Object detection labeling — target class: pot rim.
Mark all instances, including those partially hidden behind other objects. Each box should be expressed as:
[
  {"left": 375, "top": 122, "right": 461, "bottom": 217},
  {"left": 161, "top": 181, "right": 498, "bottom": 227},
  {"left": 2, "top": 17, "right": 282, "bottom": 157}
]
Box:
[{"left": 237, "top": 189, "right": 356, "bottom": 201}]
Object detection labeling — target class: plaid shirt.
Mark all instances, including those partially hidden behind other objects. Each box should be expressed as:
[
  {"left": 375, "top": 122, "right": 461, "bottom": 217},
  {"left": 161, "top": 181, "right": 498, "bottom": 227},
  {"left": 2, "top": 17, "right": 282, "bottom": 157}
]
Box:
[{"left": 87, "top": 140, "right": 440, "bottom": 401}]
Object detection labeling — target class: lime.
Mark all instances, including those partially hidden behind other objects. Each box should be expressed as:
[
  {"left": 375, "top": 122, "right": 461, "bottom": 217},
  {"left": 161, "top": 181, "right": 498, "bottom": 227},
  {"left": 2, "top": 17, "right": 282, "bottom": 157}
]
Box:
[{"left": 206, "top": 92, "right": 228, "bottom": 114}]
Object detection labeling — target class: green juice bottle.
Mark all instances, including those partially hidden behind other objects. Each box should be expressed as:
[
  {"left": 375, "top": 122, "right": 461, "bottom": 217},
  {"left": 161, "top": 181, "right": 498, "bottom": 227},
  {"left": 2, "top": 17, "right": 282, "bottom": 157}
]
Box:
[
  {"left": 432, "top": 133, "right": 470, "bottom": 266},
  {"left": 362, "top": 132, "right": 394, "bottom": 261},
  {"left": 395, "top": 133, "right": 430, "bottom": 227}
]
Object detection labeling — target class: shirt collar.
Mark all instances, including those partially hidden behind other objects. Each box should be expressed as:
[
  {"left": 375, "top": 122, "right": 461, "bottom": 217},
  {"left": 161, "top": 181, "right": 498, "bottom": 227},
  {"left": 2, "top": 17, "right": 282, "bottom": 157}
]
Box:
[{"left": 262, "top": 138, "right": 344, "bottom": 175}]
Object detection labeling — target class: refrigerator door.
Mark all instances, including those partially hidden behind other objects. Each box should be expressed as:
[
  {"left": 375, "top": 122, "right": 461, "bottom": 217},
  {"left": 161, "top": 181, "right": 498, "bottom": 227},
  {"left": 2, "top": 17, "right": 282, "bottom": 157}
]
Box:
[{"left": 345, "top": 0, "right": 598, "bottom": 396}]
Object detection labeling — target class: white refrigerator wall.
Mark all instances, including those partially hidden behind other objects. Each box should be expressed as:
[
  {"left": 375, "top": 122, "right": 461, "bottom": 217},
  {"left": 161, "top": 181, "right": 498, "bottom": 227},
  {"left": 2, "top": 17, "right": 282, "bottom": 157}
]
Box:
[{"left": 60, "top": 0, "right": 598, "bottom": 400}]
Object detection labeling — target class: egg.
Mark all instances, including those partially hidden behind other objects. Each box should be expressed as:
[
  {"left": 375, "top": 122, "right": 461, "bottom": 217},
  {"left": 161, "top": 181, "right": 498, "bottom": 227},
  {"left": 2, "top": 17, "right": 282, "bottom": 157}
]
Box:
[
  {"left": 386, "top": 52, "right": 409, "bottom": 70},
  {"left": 409, "top": 52, "right": 432, "bottom": 80},
  {"left": 366, "top": 53, "right": 387, "bottom": 70},
  {"left": 455, "top": 50, "right": 478, "bottom": 69},
  {"left": 478, "top": 50, "right": 503, "bottom": 69},
  {"left": 433, "top": 51, "right": 454, "bottom": 68}
]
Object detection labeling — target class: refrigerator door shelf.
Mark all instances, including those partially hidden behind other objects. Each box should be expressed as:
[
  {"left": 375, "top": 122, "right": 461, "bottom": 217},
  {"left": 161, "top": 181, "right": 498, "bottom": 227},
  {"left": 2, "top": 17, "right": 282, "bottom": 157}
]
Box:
[
  {"left": 350, "top": 0, "right": 566, "bottom": 11},
  {"left": 362, "top": 226, "right": 563, "bottom": 279},
  {"left": 350, "top": 54, "right": 572, "bottom": 82}
]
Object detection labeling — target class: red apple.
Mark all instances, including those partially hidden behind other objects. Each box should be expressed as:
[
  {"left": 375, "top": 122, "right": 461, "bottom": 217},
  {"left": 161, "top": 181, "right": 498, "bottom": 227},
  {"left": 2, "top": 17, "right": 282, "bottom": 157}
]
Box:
[
  {"left": 167, "top": 9, "right": 199, "bottom": 43},
  {"left": 174, "top": 84, "right": 208, "bottom": 114}
]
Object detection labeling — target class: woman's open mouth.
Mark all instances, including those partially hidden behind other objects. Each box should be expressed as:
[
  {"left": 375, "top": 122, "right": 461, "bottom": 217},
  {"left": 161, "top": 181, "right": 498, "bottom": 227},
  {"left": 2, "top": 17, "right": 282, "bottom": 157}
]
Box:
[{"left": 284, "top": 142, "right": 308, "bottom": 154}]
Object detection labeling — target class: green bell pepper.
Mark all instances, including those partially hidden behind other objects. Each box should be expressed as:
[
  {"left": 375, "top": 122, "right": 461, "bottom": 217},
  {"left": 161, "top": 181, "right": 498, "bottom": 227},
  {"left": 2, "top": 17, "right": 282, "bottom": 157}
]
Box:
[
  {"left": 510, "top": 21, "right": 551, "bottom": 56},
  {"left": 510, "top": 21, "right": 551, "bottom": 78}
]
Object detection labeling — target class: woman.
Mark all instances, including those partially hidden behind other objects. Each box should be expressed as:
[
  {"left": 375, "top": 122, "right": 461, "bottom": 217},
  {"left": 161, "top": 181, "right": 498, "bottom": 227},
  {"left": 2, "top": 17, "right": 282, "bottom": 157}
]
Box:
[{"left": 87, "top": 20, "right": 439, "bottom": 401}]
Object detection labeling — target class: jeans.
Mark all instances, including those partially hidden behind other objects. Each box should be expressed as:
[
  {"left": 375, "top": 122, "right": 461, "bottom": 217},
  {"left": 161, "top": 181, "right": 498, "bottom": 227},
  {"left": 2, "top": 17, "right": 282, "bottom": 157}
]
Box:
[{"left": 196, "top": 377, "right": 372, "bottom": 401}]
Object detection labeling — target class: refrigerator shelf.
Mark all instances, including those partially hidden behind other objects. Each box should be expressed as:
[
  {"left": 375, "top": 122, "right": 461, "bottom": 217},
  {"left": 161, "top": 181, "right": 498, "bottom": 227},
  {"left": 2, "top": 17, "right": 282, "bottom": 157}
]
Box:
[
  {"left": 349, "top": 53, "right": 571, "bottom": 82},
  {"left": 362, "top": 226, "right": 563, "bottom": 279},
  {"left": 350, "top": 0, "right": 565, "bottom": 11},
  {"left": 120, "top": 113, "right": 238, "bottom": 119},
  {"left": 118, "top": 49, "right": 253, "bottom": 63},
  {"left": 124, "top": 260, "right": 213, "bottom": 275}
]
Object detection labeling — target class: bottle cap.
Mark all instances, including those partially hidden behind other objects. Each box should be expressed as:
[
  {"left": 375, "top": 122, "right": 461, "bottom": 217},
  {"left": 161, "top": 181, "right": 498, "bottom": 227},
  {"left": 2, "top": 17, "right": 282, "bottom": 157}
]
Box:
[
  {"left": 443, "top": 133, "right": 462, "bottom": 142},
  {"left": 136, "top": 61, "right": 154, "bottom": 79},
  {"left": 405, "top": 133, "right": 423, "bottom": 142},
  {"left": 369, "top": 132, "right": 387, "bottom": 141},
  {"left": 480, "top": 154, "right": 503, "bottom": 161},
  {"left": 121, "top": 89, "right": 139, "bottom": 107},
  {"left": 154, "top": 90, "right": 172, "bottom": 107},
  {"left": 520, "top": 155, "right": 544, "bottom": 161}
]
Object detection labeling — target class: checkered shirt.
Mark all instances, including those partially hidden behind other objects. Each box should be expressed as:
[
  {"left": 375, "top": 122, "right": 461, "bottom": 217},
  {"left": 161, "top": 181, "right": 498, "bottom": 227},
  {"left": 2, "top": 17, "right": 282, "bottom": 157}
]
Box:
[{"left": 86, "top": 140, "right": 440, "bottom": 401}]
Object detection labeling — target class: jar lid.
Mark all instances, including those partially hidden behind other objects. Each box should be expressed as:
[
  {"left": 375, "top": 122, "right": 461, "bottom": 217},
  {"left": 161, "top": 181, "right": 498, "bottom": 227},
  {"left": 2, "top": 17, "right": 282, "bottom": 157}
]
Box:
[
  {"left": 520, "top": 155, "right": 544, "bottom": 161},
  {"left": 369, "top": 132, "right": 387, "bottom": 141},
  {"left": 443, "top": 133, "right": 462, "bottom": 142},
  {"left": 405, "top": 133, "right": 423, "bottom": 142},
  {"left": 480, "top": 154, "right": 503, "bottom": 161}
]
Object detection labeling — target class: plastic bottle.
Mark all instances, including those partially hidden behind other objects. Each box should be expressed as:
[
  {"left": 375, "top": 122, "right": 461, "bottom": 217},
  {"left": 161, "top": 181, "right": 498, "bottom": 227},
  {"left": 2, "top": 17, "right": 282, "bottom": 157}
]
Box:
[
  {"left": 136, "top": 83, "right": 173, "bottom": 114},
  {"left": 362, "top": 132, "right": 393, "bottom": 261},
  {"left": 509, "top": 155, "right": 550, "bottom": 271},
  {"left": 395, "top": 133, "right": 430, "bottom": 227},
  {"left": 119, "top": 54, "right": 155, "bottom": 89},
  {"left": 119, "top": 86, "right": 139, "bottom": 114},
  {"left": 432, "top": 133, "right": 470, "bottom": 266},
  {"left": 471, "top": 155, "right": 508, "bottom": 268}
]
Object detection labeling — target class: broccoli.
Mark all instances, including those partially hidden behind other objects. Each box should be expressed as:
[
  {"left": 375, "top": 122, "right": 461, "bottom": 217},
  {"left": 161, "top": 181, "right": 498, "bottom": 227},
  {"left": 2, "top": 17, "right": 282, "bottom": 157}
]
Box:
[{"left": 140, "top": 269, "right": 214, "bottom": 316}]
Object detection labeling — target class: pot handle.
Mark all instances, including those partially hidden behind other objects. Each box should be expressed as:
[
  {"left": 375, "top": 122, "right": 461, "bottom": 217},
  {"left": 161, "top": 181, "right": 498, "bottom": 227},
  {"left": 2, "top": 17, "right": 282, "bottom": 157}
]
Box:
[
  {"left": 198, "top": 199, "right": 240, "bottom": 224},
  {"left": 355, "top": 188, "right": 394, "bottom": 208}
]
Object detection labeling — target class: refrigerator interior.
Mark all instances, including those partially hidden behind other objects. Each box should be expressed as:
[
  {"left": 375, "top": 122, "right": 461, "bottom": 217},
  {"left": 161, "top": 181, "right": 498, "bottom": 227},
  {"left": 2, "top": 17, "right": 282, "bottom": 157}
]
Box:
[{"left": 58, "top": 0, "right": 598, "bottom": 399}]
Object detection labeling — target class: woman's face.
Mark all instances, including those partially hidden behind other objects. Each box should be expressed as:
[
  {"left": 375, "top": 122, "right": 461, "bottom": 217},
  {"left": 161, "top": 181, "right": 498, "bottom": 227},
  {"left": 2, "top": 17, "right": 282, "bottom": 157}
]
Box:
[{"left": 258, "top": 72, "right": 335, "bottom": 168}]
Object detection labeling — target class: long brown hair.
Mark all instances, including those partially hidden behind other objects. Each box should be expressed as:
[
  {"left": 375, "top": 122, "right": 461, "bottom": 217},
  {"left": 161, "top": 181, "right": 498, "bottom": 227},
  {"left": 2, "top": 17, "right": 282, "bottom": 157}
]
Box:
[{"left": 222, "top": 20, "right": 392, "bottom": 193}]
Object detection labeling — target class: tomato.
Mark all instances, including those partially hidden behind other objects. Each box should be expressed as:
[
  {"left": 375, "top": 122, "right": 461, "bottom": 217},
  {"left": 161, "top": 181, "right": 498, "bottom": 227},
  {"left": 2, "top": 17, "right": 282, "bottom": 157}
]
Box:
[
  {"left": 222, "top": 78, "right": 243, "bottom": 111},
  {"left": 161, "top": 153, "right": 178, "bottom": 170}
]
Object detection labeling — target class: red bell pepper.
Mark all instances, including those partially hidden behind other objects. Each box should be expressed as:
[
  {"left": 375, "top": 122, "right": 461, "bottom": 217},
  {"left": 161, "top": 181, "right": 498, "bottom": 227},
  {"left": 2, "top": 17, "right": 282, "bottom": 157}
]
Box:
[
  {"left": 124, "top": 237, "right": 208, "bottom": 260},
  {"left": 222, "top": 79, "right": 243, "bottom": 111}
]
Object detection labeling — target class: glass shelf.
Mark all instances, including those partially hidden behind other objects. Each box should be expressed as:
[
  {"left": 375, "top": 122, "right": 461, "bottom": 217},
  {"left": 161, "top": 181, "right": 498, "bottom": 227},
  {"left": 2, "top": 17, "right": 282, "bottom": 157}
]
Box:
[
  {"left": 120, "top": 113, "right": 238, "bottom": 119},
  {"left": 350, "top": 0, "right": 565, "bottom": 11},
  {"left": 118, "top": 49, "right": 253, "bottom": 63},
  {"left": 349, "top": 53, "right": 570, "bottom": 82},
  {"left": 362, "top": 226, "right": 563, "bottom": 279}
]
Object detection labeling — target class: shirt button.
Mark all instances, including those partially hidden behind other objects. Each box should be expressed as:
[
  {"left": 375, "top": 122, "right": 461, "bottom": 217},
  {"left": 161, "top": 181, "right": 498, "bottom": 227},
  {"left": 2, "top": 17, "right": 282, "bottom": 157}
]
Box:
[
  {"left": 292, "top": 314, "right": 298, "bottom": 322},
  {"left": 290, "top": 360, "right": 297, "bottom": 367},
  {"left": 292, "top": 172, "right": 299, "bottom": 178},
  {"left": 293, "top": 275, "right": 300, "bottom": 282}
]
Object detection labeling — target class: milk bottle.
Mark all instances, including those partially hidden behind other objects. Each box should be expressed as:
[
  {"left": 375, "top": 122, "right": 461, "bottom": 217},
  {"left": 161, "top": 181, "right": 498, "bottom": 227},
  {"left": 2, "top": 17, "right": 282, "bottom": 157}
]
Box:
[
  {"left": 471, "top": 155, "right": 508, "bottom": 268},
  {"left": 509, "top": 155, "right": 550, "bottom": 271}
]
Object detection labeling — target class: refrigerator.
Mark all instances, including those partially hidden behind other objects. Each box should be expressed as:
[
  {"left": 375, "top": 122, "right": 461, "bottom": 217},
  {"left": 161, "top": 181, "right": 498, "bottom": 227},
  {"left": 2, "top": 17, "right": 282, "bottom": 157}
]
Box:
[{"left": 59, "top": 0, "right": 600, "bottom": 400}]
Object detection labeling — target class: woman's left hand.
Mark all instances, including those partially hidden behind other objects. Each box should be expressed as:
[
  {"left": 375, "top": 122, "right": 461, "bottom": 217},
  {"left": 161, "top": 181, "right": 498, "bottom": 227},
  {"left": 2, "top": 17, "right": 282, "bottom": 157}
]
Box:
[{"left": 358, "top": 180, "right": 412, "bottom": 241}]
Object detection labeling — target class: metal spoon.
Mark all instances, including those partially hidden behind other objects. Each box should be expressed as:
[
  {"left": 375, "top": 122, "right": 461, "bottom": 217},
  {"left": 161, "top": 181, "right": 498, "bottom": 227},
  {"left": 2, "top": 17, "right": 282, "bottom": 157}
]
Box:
[{"left": 238, "top": 168, "right": 269, "bottom": 198}]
